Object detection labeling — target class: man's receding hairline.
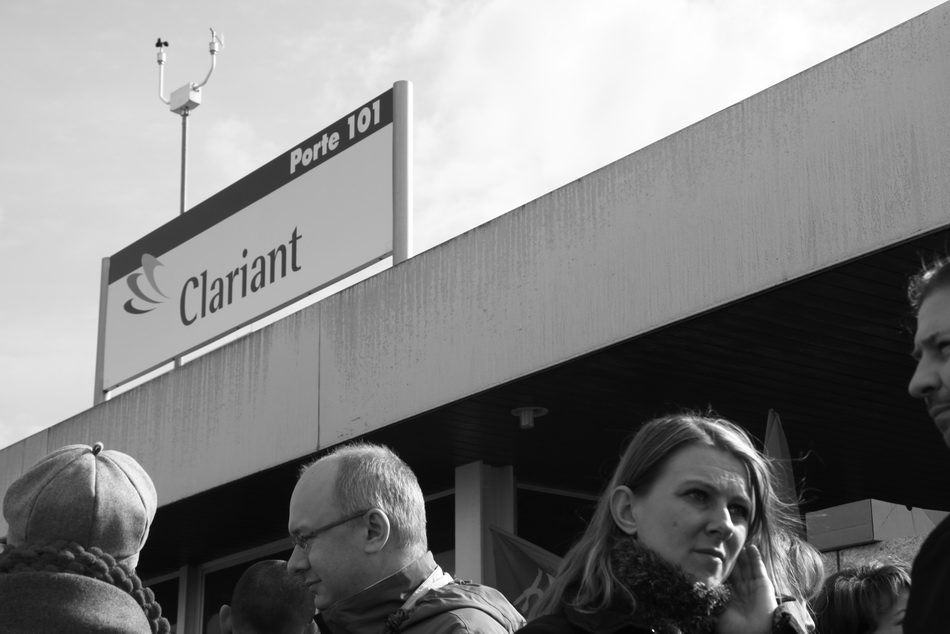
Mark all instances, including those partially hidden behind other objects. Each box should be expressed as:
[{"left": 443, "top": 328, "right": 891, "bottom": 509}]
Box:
[{"left": 296, "top": 455, "right": 342, "bottom": 512}]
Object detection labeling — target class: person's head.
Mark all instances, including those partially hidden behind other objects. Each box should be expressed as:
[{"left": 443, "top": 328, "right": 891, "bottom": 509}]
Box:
[
  {"left": 219, "top": 560, "right": 316, "bottom": 634},
  {"left": 286, "top": 442, "right": 427, "bottom": 610},
  {"left": 811, "top": 561, "right": 911, "bottom": 634},
  {"left": 2, "top": 442, "right": 157, "bottom": 569},
  {"left": 533, "top": 412, "right": 793, "bottom": 616},
  {"left": 908, "top": 256, "right": 950, "bottom": 448}
]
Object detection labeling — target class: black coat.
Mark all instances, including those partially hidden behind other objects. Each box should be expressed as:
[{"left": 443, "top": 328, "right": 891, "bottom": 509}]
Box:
[{"left": 904, "top": 514, "right": 950, "bottom": 634}]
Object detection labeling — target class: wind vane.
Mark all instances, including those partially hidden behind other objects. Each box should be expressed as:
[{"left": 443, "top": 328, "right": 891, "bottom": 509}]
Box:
[{"left": 155, "top": 29, "right": 224, "bottom": 215}]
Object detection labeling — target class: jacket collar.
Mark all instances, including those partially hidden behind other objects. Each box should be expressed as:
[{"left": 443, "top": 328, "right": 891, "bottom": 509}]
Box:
[{"left": 318, "top": 551, "right": 437, "bottom": 634}]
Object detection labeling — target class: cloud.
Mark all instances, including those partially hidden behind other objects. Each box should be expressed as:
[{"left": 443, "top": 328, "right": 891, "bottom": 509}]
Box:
[{"left": 340, "top": 0, "right": 943, "bottom": 250}]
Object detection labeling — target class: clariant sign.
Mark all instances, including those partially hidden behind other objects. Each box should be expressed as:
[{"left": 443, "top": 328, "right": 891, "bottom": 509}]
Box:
[{"left": 96, "top": 83, "right": 410, "bottom": 393}]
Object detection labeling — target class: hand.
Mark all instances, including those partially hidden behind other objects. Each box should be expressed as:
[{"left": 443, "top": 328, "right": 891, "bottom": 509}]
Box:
[{"left": 715, "top": 544, "right": 778, "bottom": 634}]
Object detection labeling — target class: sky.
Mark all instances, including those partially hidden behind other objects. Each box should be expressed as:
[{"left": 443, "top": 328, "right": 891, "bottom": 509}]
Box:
[{"left": 1, "top": 0, "right": 945, "bottom": 450}]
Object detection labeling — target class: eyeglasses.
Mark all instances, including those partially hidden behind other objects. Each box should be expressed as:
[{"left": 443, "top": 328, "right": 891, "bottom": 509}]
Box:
[{"left": 289, "top": 509, "right": 371, "bottom": 551}]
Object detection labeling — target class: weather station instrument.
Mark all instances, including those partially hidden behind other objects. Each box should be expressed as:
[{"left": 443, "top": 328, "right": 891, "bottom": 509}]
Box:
[{"left": 155, "top": 29, "right": 224, "bottom": 215}]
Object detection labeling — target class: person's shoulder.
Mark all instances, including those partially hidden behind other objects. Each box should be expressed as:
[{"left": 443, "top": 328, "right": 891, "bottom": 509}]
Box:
[
  {"left": 424, "top": 606, "right": 519, "bottom": 633},
  {"left": 0, "top": 571, "right": 154, "bottom": 633},
  {"left": 405, "top": 581, "right": 526, "bottom": 633},
  {"left": 913, "top": 514, "right": 950, "bottom": 567},
  {"left": 904, "top": 515, "right": 950, "bottom": 634}
]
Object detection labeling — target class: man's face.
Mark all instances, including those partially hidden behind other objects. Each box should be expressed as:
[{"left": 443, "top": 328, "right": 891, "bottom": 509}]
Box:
[
  {"left": 909, "top": 286, "right": 950, "bottom": 449},
  {"left": 287, "top": 458, "right": 370, "bottom": 610}
]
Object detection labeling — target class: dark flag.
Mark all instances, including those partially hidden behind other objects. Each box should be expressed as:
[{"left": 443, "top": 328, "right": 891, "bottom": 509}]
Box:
[{"left": 489, "top": 525, "right": 562, "bottom": 617}]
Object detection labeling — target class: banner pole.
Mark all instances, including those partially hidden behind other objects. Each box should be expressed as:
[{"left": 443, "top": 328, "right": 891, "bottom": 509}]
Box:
[
  {"left": 393, "top": 80, "right": 413, "bottom": 264},
  {"left": 93, "top": 257, "right": 110, "bottom": 405},
  {"left": 180, "top": 109, "right": 189, "bottom": 215}
]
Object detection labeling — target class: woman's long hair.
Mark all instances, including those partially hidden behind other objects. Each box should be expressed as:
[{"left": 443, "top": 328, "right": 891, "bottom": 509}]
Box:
[{"left": 530, "top": 412, "right": 798, "bottom": 618}]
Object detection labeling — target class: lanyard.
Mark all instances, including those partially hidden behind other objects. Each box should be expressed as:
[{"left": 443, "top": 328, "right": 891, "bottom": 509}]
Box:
[
  {"left": 398, "top": 565, "right": 454, "bottom": 613},
  {"left": 384, "top": 566, "right": 454, "bottom": 633}
]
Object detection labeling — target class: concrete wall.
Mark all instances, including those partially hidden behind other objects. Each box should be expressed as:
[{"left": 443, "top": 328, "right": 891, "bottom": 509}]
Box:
[{"left": 3, "top": 2, "right": 950, "bottom": 534}]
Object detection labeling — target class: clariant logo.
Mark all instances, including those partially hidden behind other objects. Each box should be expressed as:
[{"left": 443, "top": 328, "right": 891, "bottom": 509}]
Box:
[
  {"left": 179, "top": 227, "right": 303, "bottom": 326},
  {"left": 124, "top": 254, "right": 168, "bottom": 315}
]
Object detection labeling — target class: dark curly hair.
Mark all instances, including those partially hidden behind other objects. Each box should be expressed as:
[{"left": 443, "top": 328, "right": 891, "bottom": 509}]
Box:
[
  {"left": 0, "top": 540, "right": 171, "bottom": 634},
  {"left": 907, "top": 256, "right": 950, "bottom": 315}
]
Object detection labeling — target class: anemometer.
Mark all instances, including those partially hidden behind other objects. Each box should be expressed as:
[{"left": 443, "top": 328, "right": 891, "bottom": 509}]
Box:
[{"left": 155, "top": 29, "right": 224, "bottom": 214}]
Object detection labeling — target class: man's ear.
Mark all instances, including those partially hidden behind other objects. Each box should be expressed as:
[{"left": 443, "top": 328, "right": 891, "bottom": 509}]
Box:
[
  {"left": 219, "top": 604, "right": 233, "bottom": 634},
  {"left": 363, "top": 508, "right": 391, "bottom": 554},
  {"left": 608, "top": 486, "right": 639, "bottom": 535}
]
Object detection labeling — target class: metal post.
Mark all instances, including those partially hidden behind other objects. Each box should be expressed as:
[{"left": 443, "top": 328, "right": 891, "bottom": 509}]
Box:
[
  {"left": 180, "top": 108, "right": 189, "bottom": 215},
  {"left": 175, "top": 108, "right": 188, "bottom": 370},
  {"left": 393, "top": 80, "right": 413, "bottom": 263},
  {"left": 93, "top": 257, "right": 110, "bottom": 405}
]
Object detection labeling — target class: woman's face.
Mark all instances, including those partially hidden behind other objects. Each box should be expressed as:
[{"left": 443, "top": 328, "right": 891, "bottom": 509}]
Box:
[
  {"left": 869, "top": 589, "right": 908, "bottom": 634},
  {"left": 626, "top": 444, "right": 753, "bottom": 587}
]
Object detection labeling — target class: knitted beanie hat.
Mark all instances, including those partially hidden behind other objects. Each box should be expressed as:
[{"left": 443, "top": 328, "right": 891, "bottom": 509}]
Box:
[{"left": 2, "top": 442, "right": 157, "bottom": 568}]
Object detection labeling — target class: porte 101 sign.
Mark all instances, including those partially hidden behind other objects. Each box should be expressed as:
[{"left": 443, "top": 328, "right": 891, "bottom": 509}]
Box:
[{"left": 95, "top": 82, "right": 412, "bottom": 394}]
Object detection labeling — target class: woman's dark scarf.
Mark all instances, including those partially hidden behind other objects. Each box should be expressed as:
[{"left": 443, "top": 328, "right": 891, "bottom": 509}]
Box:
[{"left": 606, "top": 534, "right": 731, "bottom": 634}]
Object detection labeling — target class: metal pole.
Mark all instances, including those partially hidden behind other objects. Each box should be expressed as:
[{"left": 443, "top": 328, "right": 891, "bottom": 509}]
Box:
[
  {"left": 180, "top": 108, "right": 189, "bottom": 215},
  {"left": 93, "top": 257, "right": 111, "bottom": 405},
  {"left": 175, "top": 107, "right": 188, "bottom": 369},
  {"left": 393, "top": 80, "right": 413, "bottom": 263}
]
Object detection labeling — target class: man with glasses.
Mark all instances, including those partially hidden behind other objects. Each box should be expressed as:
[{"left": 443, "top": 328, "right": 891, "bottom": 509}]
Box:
[{"left": 287, "top": 441, "right": 525, "bottom": 634}]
